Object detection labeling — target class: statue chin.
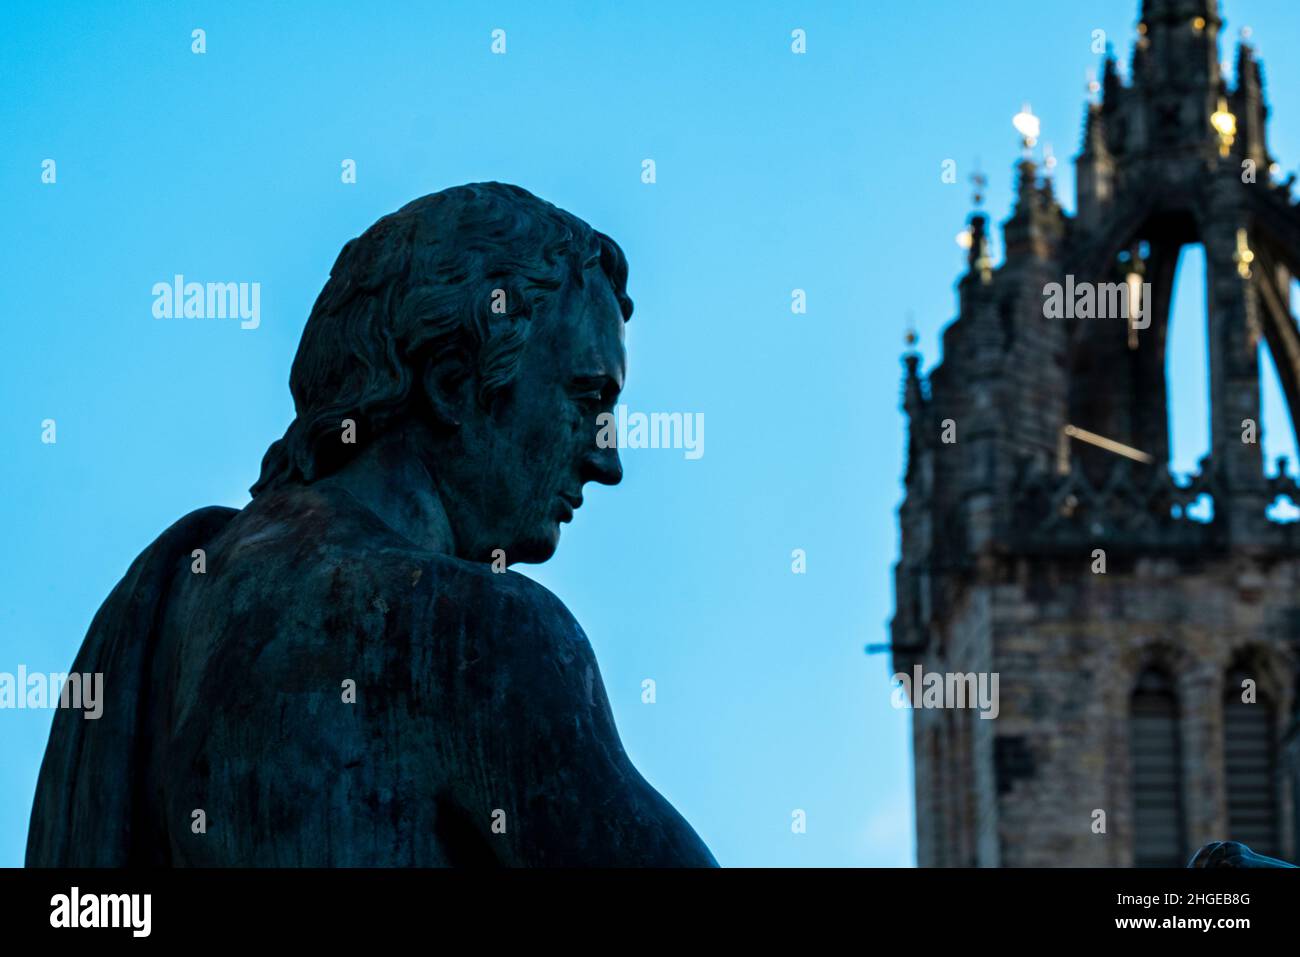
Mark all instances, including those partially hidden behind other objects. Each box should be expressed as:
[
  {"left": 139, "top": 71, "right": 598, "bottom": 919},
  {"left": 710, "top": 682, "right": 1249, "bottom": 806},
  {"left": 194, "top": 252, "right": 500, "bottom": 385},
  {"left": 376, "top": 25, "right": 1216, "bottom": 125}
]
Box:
[
  {"left": 1187, "top": 841, "right": 1298, "bottom": 868},
  {"left": 498, "top": 529, "right": 560, "bottom": 566}
]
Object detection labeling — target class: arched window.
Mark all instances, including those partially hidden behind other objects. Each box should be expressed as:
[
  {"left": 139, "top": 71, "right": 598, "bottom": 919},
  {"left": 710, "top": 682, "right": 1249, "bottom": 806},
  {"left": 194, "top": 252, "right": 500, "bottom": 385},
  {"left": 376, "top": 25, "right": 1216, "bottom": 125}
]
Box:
[
  {"left": 1131, "top": 667, "right": 1186, "bottom": 866},
  {"left": 1223, "top": 667, "right": 1280, "bottom": 858},
  {"left": 1165, "top": 244, "right": 1209, "bottom": 480}
]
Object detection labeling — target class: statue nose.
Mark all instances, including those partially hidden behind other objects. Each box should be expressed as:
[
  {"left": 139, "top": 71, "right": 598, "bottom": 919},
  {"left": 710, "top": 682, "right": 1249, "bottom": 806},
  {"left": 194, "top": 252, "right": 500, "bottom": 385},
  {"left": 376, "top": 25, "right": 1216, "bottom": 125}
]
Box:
[{"left": 583, "top": 445, "right": 622, "bottom": 487}]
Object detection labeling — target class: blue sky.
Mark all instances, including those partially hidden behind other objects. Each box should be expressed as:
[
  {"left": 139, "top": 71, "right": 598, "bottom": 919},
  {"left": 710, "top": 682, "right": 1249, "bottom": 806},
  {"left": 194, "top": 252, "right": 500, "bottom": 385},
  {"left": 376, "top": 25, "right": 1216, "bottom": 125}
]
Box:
[{"left": 3, "top": 0, "right": 1300, "bottom": 867}]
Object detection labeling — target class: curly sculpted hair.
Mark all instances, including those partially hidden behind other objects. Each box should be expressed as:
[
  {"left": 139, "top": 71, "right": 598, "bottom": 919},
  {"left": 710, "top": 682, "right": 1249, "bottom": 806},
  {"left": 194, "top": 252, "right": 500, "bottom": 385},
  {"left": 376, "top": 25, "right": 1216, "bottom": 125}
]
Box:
[{"left": 250, "top": 182, "right": 633, "bottom": 498}]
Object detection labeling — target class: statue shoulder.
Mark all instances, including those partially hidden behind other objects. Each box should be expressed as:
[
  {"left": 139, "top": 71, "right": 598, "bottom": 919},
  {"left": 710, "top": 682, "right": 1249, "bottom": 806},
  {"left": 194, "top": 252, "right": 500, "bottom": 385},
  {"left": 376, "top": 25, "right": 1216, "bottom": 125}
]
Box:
[
  {"left": 205, "top": 485, "right": 587, "bottom": 657},
  {"left": 419, "top": 559, "right": 587, "bottom": 645},
  {"left": 172, "top": 487, "right": 590, "bottom": 689},
  {"left": 400, "top": 558, "right": 599, "bottom": 705},
  {"left": 289, "top": 544, "right": 589, "bottom": 663}
]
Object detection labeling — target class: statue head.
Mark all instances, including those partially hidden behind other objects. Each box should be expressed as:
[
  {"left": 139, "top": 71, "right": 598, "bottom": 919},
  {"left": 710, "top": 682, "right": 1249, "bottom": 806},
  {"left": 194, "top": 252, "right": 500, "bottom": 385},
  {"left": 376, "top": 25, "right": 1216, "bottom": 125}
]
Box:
[{"left": 251, "top": 182, "right": 632, "bottom": 564}]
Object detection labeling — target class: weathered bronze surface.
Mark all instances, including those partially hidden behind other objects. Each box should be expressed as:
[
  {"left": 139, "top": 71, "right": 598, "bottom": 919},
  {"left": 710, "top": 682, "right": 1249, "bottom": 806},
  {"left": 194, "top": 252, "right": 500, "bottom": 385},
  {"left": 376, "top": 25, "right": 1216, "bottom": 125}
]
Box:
[{"left": 27, "top": 184, "right": 717, "bottom": 867}]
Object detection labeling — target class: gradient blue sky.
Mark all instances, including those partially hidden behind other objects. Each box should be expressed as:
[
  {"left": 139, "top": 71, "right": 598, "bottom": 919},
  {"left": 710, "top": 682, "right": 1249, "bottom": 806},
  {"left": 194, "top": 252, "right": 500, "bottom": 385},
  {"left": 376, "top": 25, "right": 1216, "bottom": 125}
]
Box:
[{"left": 3, "top": 0, "right": 1300, "bottom": 868}]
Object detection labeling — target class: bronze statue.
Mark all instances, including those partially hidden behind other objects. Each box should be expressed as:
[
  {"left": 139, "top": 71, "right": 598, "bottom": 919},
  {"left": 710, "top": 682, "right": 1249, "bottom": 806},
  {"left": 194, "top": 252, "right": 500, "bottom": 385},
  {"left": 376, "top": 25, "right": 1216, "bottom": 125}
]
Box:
[{"left": 27, "top": 183, "right": 718, "bottom": 867}]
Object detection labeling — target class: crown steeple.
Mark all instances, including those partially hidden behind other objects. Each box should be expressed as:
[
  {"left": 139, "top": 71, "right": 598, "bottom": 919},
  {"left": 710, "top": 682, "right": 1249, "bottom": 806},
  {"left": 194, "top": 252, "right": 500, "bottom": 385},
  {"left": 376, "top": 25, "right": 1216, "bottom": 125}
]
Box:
[{"left": 893, "top": 0, "right": 1300, "bottom": 873}]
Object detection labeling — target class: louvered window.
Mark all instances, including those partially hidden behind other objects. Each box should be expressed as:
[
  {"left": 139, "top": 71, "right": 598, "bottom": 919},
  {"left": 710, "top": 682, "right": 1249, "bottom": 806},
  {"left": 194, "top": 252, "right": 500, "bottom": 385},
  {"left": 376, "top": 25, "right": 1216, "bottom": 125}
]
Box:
[
  {"left": 1223, "top": 670, "right": 1279, "bottom": 857},
  {"left": 1131, "top": 667, "right": 1186, "bottom": 867}
]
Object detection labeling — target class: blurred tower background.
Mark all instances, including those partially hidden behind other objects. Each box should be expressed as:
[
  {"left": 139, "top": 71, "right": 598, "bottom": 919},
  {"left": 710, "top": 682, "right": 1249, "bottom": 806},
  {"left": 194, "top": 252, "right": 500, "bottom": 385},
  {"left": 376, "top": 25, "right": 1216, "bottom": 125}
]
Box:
[{"left": 893, "top": 0, "right": 1300, "bottom": 866}]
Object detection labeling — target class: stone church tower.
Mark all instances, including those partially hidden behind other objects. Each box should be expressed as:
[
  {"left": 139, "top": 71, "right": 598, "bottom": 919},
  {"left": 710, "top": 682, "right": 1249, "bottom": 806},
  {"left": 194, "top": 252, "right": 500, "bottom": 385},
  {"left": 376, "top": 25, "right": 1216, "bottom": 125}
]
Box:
[{"left": 892, "top": 0, "right": 1300, "bottom": 866}]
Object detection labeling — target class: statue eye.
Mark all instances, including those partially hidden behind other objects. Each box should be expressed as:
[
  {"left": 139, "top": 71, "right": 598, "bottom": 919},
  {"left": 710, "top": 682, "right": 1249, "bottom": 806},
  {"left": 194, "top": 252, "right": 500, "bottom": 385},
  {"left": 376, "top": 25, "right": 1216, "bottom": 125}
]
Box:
[{"left": 570, "top": 377, "right": 616, "bottom": 408}]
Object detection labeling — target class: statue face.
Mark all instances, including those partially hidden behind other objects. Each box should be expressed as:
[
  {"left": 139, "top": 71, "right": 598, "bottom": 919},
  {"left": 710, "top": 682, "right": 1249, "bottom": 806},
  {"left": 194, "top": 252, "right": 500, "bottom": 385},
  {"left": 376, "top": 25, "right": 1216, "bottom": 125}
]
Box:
[{"left": 434, "top": 271, "right": 627, "bottom": 564}]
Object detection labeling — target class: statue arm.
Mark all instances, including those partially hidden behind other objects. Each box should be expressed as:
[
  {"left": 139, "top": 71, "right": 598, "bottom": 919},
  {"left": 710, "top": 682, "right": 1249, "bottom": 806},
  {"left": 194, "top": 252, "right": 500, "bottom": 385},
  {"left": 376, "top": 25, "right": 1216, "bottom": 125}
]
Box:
[{"left": 434, "top": 569, "right": 718, "bottom": 867}]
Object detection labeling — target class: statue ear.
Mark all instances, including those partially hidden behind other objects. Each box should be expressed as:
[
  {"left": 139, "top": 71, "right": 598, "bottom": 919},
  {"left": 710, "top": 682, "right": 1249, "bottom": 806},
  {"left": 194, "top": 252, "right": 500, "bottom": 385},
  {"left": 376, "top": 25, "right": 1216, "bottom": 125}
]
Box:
[{"left": 418, "top": 351, "right": 473, "bottom": 430}]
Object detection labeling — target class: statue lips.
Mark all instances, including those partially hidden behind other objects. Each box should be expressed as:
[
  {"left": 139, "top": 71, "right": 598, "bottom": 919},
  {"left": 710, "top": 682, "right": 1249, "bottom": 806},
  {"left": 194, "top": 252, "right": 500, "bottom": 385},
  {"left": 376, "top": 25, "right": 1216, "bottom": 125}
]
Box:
[{"left": 557, "top": 492, "right": 582, "bottom": 523}]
